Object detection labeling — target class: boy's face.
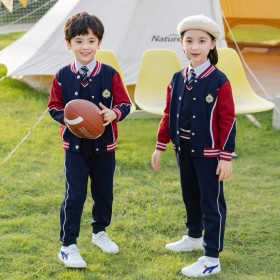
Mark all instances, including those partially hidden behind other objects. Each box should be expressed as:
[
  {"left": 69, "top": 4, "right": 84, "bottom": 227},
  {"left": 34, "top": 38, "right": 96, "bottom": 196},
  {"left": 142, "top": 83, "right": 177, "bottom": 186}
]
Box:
[
  {"left": 66, "top": 29, "right": 102, "bottom": 65},
  {"left": 180, "top": 29, "right": 216, "bottom": 68}
]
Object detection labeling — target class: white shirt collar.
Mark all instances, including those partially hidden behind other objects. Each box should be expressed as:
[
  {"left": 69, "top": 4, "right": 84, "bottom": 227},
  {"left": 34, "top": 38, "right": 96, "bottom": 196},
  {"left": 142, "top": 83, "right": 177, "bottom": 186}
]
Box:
[
  {"left": 188, "top": 59, "right": 211, "bottom": 79},
  {"left": 75, "top": 59, "right": 96, "bottom": 75}
]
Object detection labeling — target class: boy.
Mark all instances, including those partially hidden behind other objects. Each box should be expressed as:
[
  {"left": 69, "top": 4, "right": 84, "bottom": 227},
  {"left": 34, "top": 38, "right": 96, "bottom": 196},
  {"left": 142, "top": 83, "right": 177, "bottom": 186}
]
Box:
[{"left": 48, "top": 12, "right": 131, "bottom": 268}]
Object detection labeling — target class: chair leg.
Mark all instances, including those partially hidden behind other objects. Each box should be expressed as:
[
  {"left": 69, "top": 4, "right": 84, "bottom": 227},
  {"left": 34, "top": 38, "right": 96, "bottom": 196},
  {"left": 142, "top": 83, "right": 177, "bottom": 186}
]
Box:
[{"left": 246, "top": 114, "right": 262, "bottom": 127}]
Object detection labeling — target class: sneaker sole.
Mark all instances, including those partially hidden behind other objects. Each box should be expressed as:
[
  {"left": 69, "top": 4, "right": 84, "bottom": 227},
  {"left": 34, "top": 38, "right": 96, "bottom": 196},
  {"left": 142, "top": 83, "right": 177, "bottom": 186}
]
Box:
[
  {"left": 58, "top": 254, "right": 87, "bottom": 268},
  {"left": 181, "top": 269, "right": 221, "bottom": 277},
  {"left": 165, "top": 245, "right": 204, "bottom": 252},
  {"left": 92, "top": 242, "right": 119, "bottom": 254}
]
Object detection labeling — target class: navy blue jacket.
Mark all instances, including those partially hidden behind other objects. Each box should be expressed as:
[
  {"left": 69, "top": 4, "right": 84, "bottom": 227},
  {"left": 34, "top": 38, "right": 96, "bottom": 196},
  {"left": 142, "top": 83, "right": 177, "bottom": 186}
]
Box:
[
  {"left": 48, "top": 61, "right": 131, "bottom": 154},
  {"left": 156, "top": 65, "right": 236, "bottom": 161}
]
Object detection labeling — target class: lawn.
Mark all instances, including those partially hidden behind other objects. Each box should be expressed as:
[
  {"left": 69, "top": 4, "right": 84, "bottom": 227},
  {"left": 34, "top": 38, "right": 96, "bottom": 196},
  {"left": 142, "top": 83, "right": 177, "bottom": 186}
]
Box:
[
  {"left": 0, "top": 32, "right": 24, "bottom": 50},
  {"left": 0, "top": 32, "right": 280, "bottom": 279}
]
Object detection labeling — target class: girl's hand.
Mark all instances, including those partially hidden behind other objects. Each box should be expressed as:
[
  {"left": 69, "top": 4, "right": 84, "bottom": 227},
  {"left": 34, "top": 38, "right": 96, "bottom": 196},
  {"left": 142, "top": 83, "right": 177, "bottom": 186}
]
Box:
[
  {"left": 216, "top": 160, "right": 232, "bottom": 181},
  {"left": 99, "top": 102, "right": 117, "bottom": 126},
  {"left": 151, "top": 150, "right": 162, "bottom": 170}
]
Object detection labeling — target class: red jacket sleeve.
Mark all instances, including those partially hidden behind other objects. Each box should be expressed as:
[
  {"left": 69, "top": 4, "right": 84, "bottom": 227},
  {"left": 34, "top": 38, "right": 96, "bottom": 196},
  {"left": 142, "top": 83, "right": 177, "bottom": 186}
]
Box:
[
  {"left": 156, "top": 84, "right": 172, "bottom": 151},
  {"left": 217, "top": 80, "right": 236, "bottom": 161},
  {"left": 111, "top": 72, "right": 132, "bottom": 121},
  {"left": 47, "top": 75, "right": 65, "bottom": 125}
]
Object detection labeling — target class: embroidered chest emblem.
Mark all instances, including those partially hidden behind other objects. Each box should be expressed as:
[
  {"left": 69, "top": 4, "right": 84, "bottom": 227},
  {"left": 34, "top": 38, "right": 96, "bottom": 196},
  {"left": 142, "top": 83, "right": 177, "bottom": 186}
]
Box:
[
  {"left": 205, "top": 93, "right": 214, "bottom": 103},
  {"left": 102, "top": 89, "right": 111, "bottom": 98}
]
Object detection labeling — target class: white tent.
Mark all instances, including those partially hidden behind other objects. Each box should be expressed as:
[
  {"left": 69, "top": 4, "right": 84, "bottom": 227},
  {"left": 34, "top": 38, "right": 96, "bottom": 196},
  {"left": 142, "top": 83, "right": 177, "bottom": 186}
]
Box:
[{"left": 0, "top": 0, "right": 226, "bottom": 88}]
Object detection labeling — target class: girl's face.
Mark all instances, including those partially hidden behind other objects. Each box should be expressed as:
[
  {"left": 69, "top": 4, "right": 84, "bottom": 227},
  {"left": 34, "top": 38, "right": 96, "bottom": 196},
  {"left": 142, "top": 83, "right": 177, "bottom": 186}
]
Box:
[
  {"left": 181, "top": 29, "right": 216, "bottom": 68},
  {"left": 66, "top": 29, "right": 101, "bottom": 65}
]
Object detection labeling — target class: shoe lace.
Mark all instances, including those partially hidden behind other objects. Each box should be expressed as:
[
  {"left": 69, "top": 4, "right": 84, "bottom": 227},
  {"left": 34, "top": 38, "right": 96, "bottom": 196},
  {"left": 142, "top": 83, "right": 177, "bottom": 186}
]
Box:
[
  {"left": 176, "top": 236, "right": 188, "bottom": 245},
  {"left": 197, "top": 257, "right": 205, "bottom": 266},
  {"left": 99, "top": 232, "right": 111, "bottom": 244},
  {"left": 69, "top": 247, "right": 81, "bottom": 258},
  {"left": 186, "top": 257, "right": 206, "bottom": 274}
]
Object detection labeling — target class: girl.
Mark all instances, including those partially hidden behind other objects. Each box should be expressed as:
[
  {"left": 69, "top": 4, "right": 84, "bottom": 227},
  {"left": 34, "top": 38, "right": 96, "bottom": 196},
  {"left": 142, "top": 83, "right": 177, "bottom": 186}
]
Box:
[{"left": 151, "top": 15, "right": 236, "bottom": 278}]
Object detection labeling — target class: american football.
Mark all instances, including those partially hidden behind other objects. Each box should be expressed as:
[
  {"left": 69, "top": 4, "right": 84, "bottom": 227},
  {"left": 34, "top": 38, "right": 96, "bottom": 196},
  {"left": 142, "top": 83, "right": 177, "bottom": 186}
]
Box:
[{"left": 64, "top": 99, "right": 105, "bottom": 139}]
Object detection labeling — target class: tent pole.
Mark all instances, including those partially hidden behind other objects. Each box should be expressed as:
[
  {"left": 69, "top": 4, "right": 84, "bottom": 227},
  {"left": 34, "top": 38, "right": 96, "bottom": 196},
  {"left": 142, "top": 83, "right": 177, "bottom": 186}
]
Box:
[
  {"left": 222, "top": 12, "right": 276, "bottom": 104},
  {"left": 222, "top": 12, "right": 279, "bottom": 117},
  {"left": 2, "top": 108, "right": 48, "bottom": 165}
]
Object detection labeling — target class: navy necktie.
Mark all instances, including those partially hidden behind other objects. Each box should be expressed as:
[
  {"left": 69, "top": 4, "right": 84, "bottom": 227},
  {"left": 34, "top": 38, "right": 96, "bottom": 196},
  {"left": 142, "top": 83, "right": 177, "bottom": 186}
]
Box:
[
  {"left": 188, "top": 69, "right": 196, "bottom": 84},
  {"left": 186, "top": 69, "right": 196, "bottom": 91},
  {"left": 80, "top": 66, "right": 89, "bottom": 81}
]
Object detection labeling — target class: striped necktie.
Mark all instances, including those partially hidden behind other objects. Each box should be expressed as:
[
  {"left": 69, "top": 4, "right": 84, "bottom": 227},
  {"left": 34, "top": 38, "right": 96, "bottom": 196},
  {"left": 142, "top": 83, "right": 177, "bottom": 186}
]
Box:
[
  {"left": 80, "top": 66, "right": 89, "bottom": 81},
  {"left": 80, "top": 66, "right": 89, "bottom": 87},
  {"left": 186, "top": 69, "right": 196, "bottom": 91},
  {"left": 188, "top": 69, "right": 196, "bottom": 83}
]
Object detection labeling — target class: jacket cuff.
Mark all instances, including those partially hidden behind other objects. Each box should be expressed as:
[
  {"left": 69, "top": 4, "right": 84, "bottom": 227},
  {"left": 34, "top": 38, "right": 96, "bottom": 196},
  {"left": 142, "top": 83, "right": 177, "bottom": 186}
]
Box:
[
  {"left": 220, "top": 150, "right": 233, "bottom": 161},
  {"left": 112, "top": 108, "right": 122, "bottom": 121},
  {"left": 156, "top": 141, "right": 167, "bottom": 151}
]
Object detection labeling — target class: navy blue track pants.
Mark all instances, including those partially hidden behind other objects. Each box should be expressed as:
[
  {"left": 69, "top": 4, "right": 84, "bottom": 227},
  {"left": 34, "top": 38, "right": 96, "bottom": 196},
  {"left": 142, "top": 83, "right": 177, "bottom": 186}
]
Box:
[
  {"left": 60, "top": 150, "right": 115, "bottom": 246},
  {"left": 177, "top": 140, "right": 226, "bottom": 258}
]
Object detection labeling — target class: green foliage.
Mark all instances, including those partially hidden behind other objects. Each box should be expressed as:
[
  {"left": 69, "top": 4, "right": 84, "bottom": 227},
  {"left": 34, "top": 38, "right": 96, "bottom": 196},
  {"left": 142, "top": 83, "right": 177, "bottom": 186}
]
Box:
[{"left": 0, "top": 64, "right": 7, "bottom": 77}]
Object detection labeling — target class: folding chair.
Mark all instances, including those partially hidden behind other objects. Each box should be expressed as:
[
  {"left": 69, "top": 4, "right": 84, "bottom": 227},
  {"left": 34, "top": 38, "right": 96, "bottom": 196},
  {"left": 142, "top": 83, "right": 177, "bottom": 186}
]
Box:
[
  {"left": 216, "top": 48, "right": 274, "bottom": 115},
  {"left": 134, "top": 49, "right": 182, "bottom": 115},
  {"left": 95, "top": 49, "right": 136, "bottom": 112}
]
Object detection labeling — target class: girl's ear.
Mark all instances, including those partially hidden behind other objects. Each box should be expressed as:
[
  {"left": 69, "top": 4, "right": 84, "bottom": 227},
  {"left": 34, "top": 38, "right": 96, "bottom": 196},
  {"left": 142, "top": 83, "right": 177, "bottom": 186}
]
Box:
[
  {"left": 210, "top": 39, "right": 216, "bottom": 50},
  {"left": 65, "top": 40, "right": 71, "bottom": 50}
]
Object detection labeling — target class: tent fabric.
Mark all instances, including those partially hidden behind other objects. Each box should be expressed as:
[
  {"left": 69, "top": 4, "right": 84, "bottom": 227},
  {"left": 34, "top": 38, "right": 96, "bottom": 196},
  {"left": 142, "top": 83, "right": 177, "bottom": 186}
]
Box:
[
  {"left": 0, "top": 0, "right": 226, "bottom": 85},
  {"left": 220, "top": 0, "right": 280, "bottom": 29}
]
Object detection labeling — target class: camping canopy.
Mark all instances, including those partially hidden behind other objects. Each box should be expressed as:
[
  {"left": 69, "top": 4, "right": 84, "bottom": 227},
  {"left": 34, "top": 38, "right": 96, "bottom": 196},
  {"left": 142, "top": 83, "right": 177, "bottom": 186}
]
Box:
[
  {"left": 220, "top": 0, "right": 280, "bottom": 29},
  {"left": 0, "top": 0, "right": 226, "bottom": 86}
]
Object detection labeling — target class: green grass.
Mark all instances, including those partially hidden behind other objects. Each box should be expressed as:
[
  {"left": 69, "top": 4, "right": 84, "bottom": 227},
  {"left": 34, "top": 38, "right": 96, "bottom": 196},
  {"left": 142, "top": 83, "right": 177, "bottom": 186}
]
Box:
[
  {"left": 0, "top": 32, "right": 24, "bottom": 51},
  {"left": 0, "top": 32, "right": 280, "bottom": 280}
]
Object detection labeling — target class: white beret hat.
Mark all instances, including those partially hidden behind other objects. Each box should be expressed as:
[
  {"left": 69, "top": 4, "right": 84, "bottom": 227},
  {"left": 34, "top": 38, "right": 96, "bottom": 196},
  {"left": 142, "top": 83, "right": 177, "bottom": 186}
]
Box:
[{"left": 177, "top": 14, "right": 220, "bottom": 39}]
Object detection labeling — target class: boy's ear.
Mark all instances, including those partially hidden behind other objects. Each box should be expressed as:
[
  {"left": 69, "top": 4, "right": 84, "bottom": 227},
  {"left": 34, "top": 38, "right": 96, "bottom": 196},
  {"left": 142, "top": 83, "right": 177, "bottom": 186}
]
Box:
[
  {"left": 98, "top": 39, "right": 102, "bottom": 49},
  {"left": 65, "top": 40, "right": 71, "bottom": 50}
]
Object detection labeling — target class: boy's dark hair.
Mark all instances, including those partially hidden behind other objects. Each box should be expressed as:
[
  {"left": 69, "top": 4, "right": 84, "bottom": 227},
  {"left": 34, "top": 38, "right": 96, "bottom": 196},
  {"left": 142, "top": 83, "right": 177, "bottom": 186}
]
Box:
[{"left": 64, "top": 12, "right": 104, "bottom": 42}]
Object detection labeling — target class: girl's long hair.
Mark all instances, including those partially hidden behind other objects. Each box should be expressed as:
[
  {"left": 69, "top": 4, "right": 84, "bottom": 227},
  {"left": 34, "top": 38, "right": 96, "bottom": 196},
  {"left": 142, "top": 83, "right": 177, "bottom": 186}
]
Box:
[{"left": 208, "top": 33, "right": 218, "bottom": 65}]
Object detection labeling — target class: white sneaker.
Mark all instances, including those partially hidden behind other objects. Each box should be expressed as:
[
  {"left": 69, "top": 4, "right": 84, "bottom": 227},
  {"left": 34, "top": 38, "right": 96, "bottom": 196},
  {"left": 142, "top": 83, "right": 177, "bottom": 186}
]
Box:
[
  {"left": 181, "top": 256, "right": 221, "bottom": 277},
  {"left": 165, "top": 236, "right": 204, "bottom": 252},
  {"left": 58, "top": 244, "right": 87, "bottom": 268},
  {"left": 92, "top": 231, "right": 119, "bottom": 254}
]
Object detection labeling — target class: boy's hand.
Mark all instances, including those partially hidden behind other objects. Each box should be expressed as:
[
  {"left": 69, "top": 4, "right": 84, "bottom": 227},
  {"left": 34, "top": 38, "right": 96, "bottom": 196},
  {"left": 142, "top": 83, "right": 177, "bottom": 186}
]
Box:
[
  {"left": 151, "top": 150, "right": 162, "bottom": 170},
  {"left": 216, "top": 160, "right": 232, "bottom": 181},
  {"left": 99, "top": 102, "right": 117, "bottom": 126}
]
